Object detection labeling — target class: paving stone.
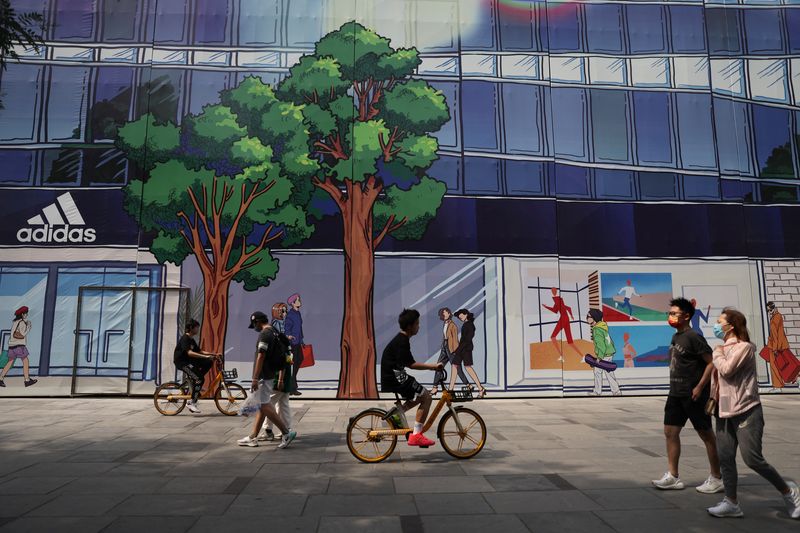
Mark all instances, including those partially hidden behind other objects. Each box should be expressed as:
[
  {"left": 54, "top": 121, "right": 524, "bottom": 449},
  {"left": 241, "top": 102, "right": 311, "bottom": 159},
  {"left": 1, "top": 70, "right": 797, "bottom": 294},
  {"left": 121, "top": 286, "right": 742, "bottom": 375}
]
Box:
[
  {"left": 0, "top": 516, "right": 116, "bottom": 533},
  {"left": 583, "top": 488, "right": 678, "bottom": 510},
  {"left": 0, "top": 477, "right": 75, "bottom": 495},
  {"left": 484, "top": 490, "right": 602, "bottom": 514},
  {"left": 109, "top": 494, "right": 234, "bottom": 516},
  {"left": 327, "top": 476, "right": 395, "bottom": 494},
  {"left": 518, "top": 511, "right": 617, "bottom": 533},
  {"left": 318, "top": 516, "right": 403, "bottom": 533},
  {"left": 303, "top": 495, "right": 417, "bottom": 516},
  {"left": 188, "top": 516, "right": 319, "bottom": 533},
  {"left": 100, "top": 516, "right": 198, "bottom": 533},
  {"left": 394, "top": 476, "right": 494, "bottom": 494},
  {"left": 485, "top": 474, "right": 561, "bottom": 492},
  {"left": 223, "top": 494, "right": 308, "bottom": 516},
  {"left": 0, "top": 496, "right": 54, "bottom": 518},
  {"left": 25, "top": 494, "right": 130, "bottom": 517},
  {"left": 413, "top": 493, "right": 493, "bottom": 515},
  {"left": 419, "top": 513, "right": 530, "bottom": 533}
]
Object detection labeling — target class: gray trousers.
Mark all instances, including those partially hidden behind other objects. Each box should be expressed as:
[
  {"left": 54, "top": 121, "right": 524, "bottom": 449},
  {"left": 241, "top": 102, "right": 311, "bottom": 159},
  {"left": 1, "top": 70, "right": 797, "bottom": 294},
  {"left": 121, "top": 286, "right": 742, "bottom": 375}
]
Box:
[{"left": 715, "top": 403, "right": 788, "bottom": 500}]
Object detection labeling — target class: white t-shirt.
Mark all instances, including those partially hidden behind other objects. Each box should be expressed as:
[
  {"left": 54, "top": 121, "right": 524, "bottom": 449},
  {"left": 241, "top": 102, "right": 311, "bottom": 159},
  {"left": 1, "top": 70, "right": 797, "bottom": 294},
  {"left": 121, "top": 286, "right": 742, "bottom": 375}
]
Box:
[
  {"left": 9, "top": 319, "right": 31, "bottom": 347},
  {"left": 618, "top": 286, "right": 638, "bottom": 299}
]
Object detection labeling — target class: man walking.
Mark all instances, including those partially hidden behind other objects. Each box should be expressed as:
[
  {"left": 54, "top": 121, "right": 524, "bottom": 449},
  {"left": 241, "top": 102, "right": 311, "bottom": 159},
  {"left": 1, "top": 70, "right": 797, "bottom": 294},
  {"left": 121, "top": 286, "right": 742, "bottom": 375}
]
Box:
[{"left": 652, "top": 298, "right": 723, "bottom": 494}]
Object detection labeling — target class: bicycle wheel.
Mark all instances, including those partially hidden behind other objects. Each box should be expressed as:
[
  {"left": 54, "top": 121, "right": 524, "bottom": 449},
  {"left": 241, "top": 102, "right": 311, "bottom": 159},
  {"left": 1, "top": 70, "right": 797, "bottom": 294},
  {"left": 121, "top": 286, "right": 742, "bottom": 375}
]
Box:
[
  {"left": 214, "top": 382, "right": 247, "bottom": 416},
  {"left": 346, "top": 408, "right": 398, "bottom": 463},
  {"left": 154, "top": 382, "right": 188, "bottom": 416},
  {"left": 437, "top": 406, "right": 487, "bottom": 459}
]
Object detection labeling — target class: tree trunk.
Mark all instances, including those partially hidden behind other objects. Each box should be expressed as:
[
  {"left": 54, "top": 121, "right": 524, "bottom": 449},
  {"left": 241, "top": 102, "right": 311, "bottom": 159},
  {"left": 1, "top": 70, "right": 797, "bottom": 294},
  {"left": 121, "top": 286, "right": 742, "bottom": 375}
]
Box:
[
  {"left": 199, "top": 270, "right": 230, "bottom": 398},
  {"left": 337, "top": 186, "right": 378, "bottom": 399}
]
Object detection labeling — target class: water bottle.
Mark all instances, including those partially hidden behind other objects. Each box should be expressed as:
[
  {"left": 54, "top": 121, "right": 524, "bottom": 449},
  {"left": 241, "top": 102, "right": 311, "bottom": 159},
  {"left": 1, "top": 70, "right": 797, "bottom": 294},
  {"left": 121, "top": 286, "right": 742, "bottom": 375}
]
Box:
[{"left": 387, "top": 404, "right": 407, "bottom": 428}]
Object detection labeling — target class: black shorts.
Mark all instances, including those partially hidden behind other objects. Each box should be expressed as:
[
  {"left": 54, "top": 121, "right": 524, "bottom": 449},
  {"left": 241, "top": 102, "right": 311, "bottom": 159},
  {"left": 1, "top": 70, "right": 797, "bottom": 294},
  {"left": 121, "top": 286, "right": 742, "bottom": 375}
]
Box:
[
  {"left": 451, "top": 351, "right": 474, "bottom": 366},
  {"left": 664, "top": 394, "right": 712, "bottom": 431},
  {"left": 383, "top": 377, "right": 425, "bottom": 402}
]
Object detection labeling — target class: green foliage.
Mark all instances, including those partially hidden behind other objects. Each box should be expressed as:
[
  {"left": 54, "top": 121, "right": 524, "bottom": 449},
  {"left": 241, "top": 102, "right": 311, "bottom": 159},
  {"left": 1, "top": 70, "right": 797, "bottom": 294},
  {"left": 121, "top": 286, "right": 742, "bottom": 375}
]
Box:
[
  {"left": 116, "top": 114, "right": 180, "bottom": 171},
  {"left": 398, "top": 135, "right": 439, "bottom": 170},
  {"left": 381, "top": 80, "right": 450, "bottom": 136},
  {"left": 373, "top": 177, "right": 446, "bottom": 241},
  {"left": 277, "top": 56, "right": 350, "bottom": 105},
  {"left": 231, "top": 247, "right": 280, "bottom": 291},
  {"left": 150, "top": 231, "right": 191, "bottom": 265},
  {"left": 315, "top": 21, "right": 392, "bottom": 80}
]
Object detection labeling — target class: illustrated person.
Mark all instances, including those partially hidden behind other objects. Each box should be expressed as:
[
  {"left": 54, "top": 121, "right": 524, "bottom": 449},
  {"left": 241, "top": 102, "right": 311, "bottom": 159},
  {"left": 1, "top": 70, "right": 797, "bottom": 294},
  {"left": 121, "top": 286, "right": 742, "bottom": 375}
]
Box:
[
  {"left": 586, "top": 309, "right": 621, "bottom": 396},
  {"left": 617, "top": 279, "right": 639, "bottom": 317},
  {"left": 765, "top": 301, "right": 791, "bottom": 390},
  {"left": 706, "top": 308, "right": 800, "bottom": 519},
  {"left": 542, "top": 288, "right": 583, "bottom": 363},
  {"left": 238, "top": 311, "right": 297, "bottom": 449},
  {"left": 260, "top": 302, "right": 292, "bottom": 441},
  {"left": 284, "top": 293, "right": 304, "bottom": 396},
  {"left": 173, "top": 319, "right": 221, "bottom": 414},
  {"left": 449, "top": 309, "right": 487, "bottom": 398},
  {"left": 0, "top": 306, "right": 37, "bottom": 387},
  {"left": 622, "top": 332, "right": 637, "bottom": 368},
  {"left": 689, "top": 298, "right": 712, "bottom": 337},
  {"left": 380, "top": 308, "right": 444, "bottom": 447},
  {"left": 652, "top": 297, "right": 723, "bottom": 494},
  {"left": 431, "top": 307, "right": 469, "bottom": 395}
]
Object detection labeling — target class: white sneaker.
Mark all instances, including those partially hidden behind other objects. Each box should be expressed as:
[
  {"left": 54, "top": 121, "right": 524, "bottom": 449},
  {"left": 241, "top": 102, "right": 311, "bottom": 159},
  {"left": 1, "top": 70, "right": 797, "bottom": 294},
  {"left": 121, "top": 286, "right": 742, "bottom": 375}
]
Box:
[
  {"left": 257, "top": 429, "right": 275, "bottom": 442},
  {"left": 696, "top": 475, "right": 725, "bottom": 494},
  {"left": 236, "top": 435, "right": 258, "bottom": 447},
  {"left": 277, "top": 430, "right": 297, "bottom": 449},
  {"left": 782, "top": 481, "right": 800, "bottom": 519},
  {"left": 187, "top": 401, "right": 200, "bottom": 414},
  {"left": 652, "top": 472, "right": 685, "bottom": 490},
  {"left": 707, "top": 498, "right": 743, "bottom": 518}
]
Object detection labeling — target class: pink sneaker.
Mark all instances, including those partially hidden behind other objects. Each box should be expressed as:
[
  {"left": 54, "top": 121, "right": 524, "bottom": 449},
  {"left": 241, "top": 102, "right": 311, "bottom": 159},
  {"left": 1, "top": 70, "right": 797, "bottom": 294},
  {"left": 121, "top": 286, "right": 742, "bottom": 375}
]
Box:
[{"left": 408, "top": 432, "right": 435, "bottom": 447}]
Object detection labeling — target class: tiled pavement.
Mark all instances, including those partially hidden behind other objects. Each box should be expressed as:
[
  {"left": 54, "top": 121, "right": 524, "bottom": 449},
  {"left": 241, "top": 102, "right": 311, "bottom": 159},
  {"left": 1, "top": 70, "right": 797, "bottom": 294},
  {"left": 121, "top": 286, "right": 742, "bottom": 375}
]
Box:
[{"left": 0, "top": 396, "right": 799, "bottom": 532}]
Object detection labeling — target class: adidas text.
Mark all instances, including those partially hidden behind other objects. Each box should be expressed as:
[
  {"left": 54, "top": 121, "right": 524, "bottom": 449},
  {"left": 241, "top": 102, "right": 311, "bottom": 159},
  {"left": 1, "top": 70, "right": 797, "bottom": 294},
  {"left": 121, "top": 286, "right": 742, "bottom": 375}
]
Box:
[{"left": 17, "top": 226, "right": 96, "bottom": 244}]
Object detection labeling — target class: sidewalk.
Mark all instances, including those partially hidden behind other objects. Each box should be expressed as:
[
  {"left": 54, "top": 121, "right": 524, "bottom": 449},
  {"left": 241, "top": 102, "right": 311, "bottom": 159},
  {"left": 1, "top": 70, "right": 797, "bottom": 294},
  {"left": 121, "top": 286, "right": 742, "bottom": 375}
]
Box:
[{"left": 0, "top": 396, "right": 798, "bottom": 532}]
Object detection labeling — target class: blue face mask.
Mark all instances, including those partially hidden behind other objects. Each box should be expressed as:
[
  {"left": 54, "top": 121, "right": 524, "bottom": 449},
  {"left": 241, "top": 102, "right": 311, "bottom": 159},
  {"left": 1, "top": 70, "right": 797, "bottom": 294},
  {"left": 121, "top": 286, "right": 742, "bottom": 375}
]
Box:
[{"left": 712, "top": 323, "right": 727, "bottom": 339}]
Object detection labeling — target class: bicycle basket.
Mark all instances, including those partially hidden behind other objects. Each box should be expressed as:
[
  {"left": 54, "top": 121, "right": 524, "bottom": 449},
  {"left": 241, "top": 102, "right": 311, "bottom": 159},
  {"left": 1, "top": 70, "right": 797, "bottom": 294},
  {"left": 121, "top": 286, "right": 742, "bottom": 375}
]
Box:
[
  {"left": 451, "top": 387, "right": 473, "bottom": 403},
  {"left": 222, "top": 368, "right": 238, "bottom": 381}
]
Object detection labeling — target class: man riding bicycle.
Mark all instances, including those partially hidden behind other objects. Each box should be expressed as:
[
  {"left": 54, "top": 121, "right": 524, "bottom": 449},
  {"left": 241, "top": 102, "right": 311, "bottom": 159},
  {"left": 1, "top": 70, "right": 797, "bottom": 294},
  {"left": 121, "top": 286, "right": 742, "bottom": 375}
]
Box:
[
  {"left": 173, "top": 319, "right": 221, "bottom": 414},
  {"left": 381, "top": 309, "right": 443, "bottom": 447}
]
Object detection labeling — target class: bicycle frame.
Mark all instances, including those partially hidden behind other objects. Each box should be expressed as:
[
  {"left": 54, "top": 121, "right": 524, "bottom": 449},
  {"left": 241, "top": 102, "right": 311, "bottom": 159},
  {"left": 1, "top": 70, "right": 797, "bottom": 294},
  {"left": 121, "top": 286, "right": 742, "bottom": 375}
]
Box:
[
  {"left": 367, "top": 389, "right": 465, "bottom": 438},
  {"left": 166, "top": 359, "right": 230, "bottom": 401}
]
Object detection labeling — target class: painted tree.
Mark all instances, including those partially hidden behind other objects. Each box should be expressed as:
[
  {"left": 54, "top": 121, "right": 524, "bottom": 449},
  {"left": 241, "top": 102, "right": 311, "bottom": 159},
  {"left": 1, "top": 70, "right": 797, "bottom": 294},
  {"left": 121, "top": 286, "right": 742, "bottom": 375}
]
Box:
[
  {"left": 117, "top": 78, "right": 316, "bottom": 360},
  {"left": 277, "top": 22, "right": 450, "bottom": 398}
]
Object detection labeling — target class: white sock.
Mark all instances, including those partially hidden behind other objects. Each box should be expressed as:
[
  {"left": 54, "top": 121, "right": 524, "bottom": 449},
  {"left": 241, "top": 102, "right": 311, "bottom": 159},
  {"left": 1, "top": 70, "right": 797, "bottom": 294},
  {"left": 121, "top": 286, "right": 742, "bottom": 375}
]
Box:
[{"left": 413, "top": 422, "right": 423, "bottom": 435}]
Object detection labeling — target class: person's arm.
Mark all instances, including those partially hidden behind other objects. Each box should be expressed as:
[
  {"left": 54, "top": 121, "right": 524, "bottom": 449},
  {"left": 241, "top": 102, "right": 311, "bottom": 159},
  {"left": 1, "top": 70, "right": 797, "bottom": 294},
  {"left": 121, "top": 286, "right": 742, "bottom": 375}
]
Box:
[
  {"left": 284, "top": 313, "right": 297, "bottom": 342},
  {"left": 410, "top": 361, "right": 443, "bottom": 371},
  {"left": 565, "top": 304, "right": 574, "bottom": 320},
  {"left": 251, "top": 351, "right": 265, "bottom": 391},
  {"left": 542, "top": 303, "right": 557, "bottom": 313},
  {"left": 712, "top": 342, "right": 754, "bottom": 378},
  {"left": 692, "top": 352, "right": 714, "bottom": 401},
  {"left": 630, "top": 344, "right": 637, "bottom": 357}
]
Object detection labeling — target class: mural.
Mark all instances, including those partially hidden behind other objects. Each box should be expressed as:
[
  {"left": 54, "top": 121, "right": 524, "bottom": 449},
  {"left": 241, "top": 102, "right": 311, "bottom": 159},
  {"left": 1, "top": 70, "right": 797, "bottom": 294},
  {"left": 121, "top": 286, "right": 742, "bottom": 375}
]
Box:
[{"left": 1, "top": 0, "right": 800, "bottom": 399}]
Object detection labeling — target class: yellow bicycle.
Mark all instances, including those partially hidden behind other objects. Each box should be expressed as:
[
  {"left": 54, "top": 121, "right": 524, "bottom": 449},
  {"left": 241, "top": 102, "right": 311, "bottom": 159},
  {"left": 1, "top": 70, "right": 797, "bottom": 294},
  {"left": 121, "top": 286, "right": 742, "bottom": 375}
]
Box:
[
  {"left": 346, "top": 371, "right": 487, "bottom": 463},
  {"left": 153, "top": 357, "right": 247, "bottom": 416}
]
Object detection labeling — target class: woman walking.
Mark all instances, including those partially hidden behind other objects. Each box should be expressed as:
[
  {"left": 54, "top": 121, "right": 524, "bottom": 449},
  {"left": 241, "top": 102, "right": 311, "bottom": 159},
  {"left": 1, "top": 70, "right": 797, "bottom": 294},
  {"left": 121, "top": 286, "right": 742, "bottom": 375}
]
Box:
[
  {"left": 431, "top": 307, "right": 469, "bottom": 395},
  {"left": 449, "top": 309, "right": 486, "bottom": 398},
  {"left": 707, "top": 307, "right": 800, "bottom": 519},
  {"left": 0, "top": 306, "right": 37, "bottom": 387}
]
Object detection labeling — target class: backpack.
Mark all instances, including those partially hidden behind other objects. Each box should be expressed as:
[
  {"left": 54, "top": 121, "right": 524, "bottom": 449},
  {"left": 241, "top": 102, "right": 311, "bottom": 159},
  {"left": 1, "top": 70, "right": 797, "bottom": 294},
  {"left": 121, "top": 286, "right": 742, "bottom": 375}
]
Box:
[{"left": 262, "top": 329, "right": 292, "bottom": 377}]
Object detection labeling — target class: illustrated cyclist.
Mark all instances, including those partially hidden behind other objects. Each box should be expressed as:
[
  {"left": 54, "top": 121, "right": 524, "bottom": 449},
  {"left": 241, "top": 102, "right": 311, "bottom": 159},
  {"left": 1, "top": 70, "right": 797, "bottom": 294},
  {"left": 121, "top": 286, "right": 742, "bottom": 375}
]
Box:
[
  {"left": 173, "top": 319, "right": 221, "bottom": 414},
  {"left": 380, "top": 308, "right": 443, "bottom": 447}
]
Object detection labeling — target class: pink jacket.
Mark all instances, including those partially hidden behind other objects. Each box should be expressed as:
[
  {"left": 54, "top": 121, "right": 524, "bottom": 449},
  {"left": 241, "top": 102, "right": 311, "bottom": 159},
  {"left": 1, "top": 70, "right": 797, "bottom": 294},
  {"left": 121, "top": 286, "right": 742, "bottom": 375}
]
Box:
[{"left": 710, "top": 338, "right": 760, "bottom": 418}]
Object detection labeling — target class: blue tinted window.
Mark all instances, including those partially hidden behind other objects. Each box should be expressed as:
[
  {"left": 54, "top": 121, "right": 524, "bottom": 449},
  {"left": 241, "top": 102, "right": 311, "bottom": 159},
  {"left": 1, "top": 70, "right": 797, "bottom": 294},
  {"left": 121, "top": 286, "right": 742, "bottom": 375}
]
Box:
[
  {"left": 53, "top": 0, "right": 96, "bottom": 40},
  {"left": 428, "top": 156, "right": 461, "bottom": 193},
  {"left": 463, "top": 0, "right": 496, "bottom": 50},
  {"left": 136, "top": 69, "right": 185, "bottom": 124},
  {"left": 238, "top": 0, "right": 280, "bottom": 45},
  {"left": 584, "top": 4, "right": 624, "bottom": 54},
  {"left": 743, "top": 10, "right": 784, "bottom": 54},
  {"left": 499, "top": 2, "right": 539, "bottom": 51},
  {"left": 683, "top": 176, "right": 721, "bottom": 200},
  {"left": 0, "top": 151, "right": 34, "bottom": 183},
  {"left": 627, "top": 6, "right": 667, "bottom": 53},
  {"left": 189, "top": 71, "right": 229, "bottom": 114},
  {"left": 102, "top": 0, "right": 141, "bottom": 41},
  {"left": 462, "top": 82, "right": 499, "bottom": 151},
  {"left": 463, "top": 157, "right": 502, "bottom": 194},
  {"left": 713, "top": 98, "right": 752, "bottom": 175},
  {"left": 0, "top": 64, "right": 42, "bottom": 142},
  {"left": 547, "top": 4, "right": 582, "bottom": 52},
  {"left": 788, "top": 10, "right": 800, "bottom": 54},
  {"left": 706, "top": 9, "right": 741, "bottom": 54},
  {"left": 194, "top": 0, "right": 230, "bottom": 44},
  {"left": 752, "top": 105, "right": 794, "bottom": 178},
  {"left": 633, "top": 91, "right": 674, "bottom": 166},
  {"left": 286, "top": 0, "right": 323, "bottom": 47},
  {"left": 151, "top": 0, "right": 188, "bottom": 43},
  {"left": 590, "top": 89, "right": 630, "bottom": 163},
  {"left": 669, "top": 6, "right": 706, "bottom": 53},
  {"left": 47, "top": 66, "right": 90, "bottom": 142},
  {"left": 550, "top": 88, "right": 587, "bottom": 161},
  {"left": 721, "top": 179, "right": 752, "bottom": 202},
  {"left": 429, "top": 82, "right": 459, "bottom": 149},
  {"left": 639, "top": 172, "right": 679, "bottom": 200},
  {"left": 676, "top": 93, "right": 716, "bottom": 170},
  {"left": 91, "top": 67, "right": 135, "bottom": 141},
  {"left": 502, "top": 83, "right": 543, "bottom": 155},
  {"left": 504, "top": 160, "right": 545, "bottom": 196},
  {"left": 553, "top": 165, "right": 590, "bottom": 198},
  {"left": 595, "top": 169, "right": 635, "bottom": 199}
]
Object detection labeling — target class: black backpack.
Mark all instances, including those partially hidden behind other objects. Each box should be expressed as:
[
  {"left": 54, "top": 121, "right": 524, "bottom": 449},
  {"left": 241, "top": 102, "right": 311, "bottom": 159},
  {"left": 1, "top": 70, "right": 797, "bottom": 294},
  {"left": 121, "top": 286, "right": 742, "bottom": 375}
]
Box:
[{"left": 263, "top": 328, "right": 291, "bottom": 376}]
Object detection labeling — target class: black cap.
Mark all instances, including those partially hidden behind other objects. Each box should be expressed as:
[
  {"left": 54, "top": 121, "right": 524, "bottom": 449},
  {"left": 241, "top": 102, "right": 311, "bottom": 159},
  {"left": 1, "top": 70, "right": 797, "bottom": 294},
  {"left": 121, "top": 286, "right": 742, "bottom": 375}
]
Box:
[{"left": 249, "top": 311, "right": 268, "bottom": 329}]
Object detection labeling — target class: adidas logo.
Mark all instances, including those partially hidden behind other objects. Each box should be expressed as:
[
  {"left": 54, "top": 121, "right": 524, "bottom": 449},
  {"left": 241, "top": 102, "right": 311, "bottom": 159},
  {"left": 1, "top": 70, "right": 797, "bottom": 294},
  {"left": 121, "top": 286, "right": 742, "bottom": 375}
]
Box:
[{"left": 16, "top": 192, "right": 96, "bottom": 244}]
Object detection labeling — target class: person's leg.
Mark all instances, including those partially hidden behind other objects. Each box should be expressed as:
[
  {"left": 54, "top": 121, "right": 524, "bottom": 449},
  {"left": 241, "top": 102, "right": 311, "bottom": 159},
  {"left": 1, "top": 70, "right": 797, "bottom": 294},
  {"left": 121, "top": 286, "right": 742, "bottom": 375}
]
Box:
[
  {"left": 432, "top": 347, "right": 449, "bottom": 393},
  {"left": 415, "top": 389, "right": 432, "bottom": 428},
  {"left": 715, "top": 416, "right": 740, "bottom": 502},
  {"left": 665, "top": 425, "right": 683, "bottom": 477},
  {"left": 279, "top": 391, "right": 292, "bottom": 430},
  {"left": 696, "top": 428, "right": 722, "bottom": 479},
  {"left": 568, "top": 341, "right": 583, "bottom": 359},
  {"left": 736, "top": 405, "right": 790, "bottom": 495},
  {"left": 549, "top": 337, "right": 563, "bottom": 362},
  {"left": 606, "top": 370, "right": 621, "bottom": 395},
  {"left": 768, "top": 352, "right": 785, "bottom": 389},
  {"left": 21, "top": 357, "right": 30, "bottom": 380},
  {"left": 182, "top": 365, "right": 203, "bottom": 403},
  {"left": 258, "top": 402, "right": 288, "bottom": 435},
  {"left": 0, "top": 357, "right": 15, "bottom": 380},
  {"left": 291, "top": 345, "right": 303, "bottom": 393},
  {"left": 457, "top": 363, "right": 470, "bottom": 386},
  {"left": 449, "top": 364, "right": 459, "bottom": 391},
  {"left": 592, "top": 367, "right": 603, "bottom": 395},
  {"left": 464, "top": 365, "right": 485, "bottom": 395}
]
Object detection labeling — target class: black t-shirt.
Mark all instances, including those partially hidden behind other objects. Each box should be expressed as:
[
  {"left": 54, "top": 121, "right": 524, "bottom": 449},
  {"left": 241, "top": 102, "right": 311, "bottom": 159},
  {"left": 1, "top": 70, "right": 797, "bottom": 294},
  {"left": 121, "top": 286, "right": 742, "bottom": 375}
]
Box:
[
  {"left": 380, "top": 333, "right": 415, "bottom": 390},
  {"left": 669, "top": 329, "right": 712, "bottom": 397},
  {"left": 174, "top": 334, "right": 199, "bottom": 367},
  {"left": 256, "top": 327, "right": 277, "bottom": 380}
]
